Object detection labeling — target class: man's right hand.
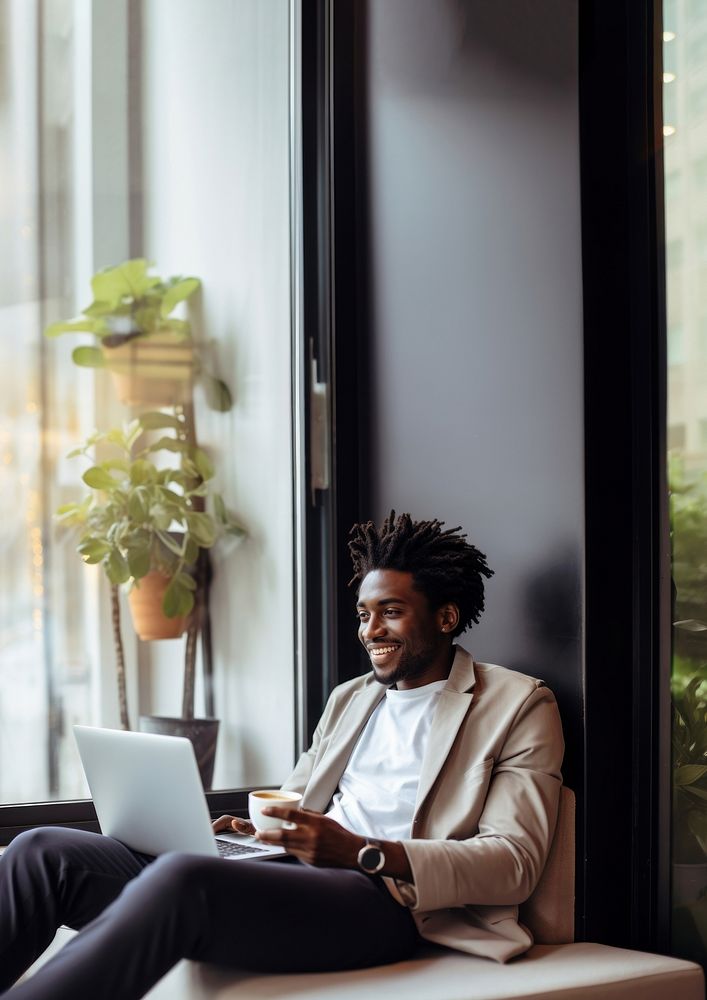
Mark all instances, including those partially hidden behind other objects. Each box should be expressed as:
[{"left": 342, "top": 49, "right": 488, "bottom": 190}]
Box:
[{"left": 212, "top": 815, "right": 256, "bottom": 837}]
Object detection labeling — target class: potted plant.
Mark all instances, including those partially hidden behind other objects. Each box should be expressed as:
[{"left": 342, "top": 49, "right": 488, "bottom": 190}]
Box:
[
  {"left": 57, "top": 415, "right": 244, "bottom": 786},
  {"left": 44, "top": 258, "right": 232, "bottom": 411}
]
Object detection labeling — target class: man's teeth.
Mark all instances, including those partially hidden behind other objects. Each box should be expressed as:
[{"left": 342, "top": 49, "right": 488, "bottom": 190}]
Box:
[{"left": 370, "top": 646, "right": 398, "bottom": 655}]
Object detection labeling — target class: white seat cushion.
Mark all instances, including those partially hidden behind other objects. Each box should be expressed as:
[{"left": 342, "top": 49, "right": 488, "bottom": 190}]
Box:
[{"left": 144, "top": 943, "right": 705, "bottom": 1000}]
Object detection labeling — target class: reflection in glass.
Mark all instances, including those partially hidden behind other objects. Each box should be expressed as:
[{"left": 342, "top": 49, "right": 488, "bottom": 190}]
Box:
[{"left": 0, "top": 1, "right": 294, "bottom": 802}]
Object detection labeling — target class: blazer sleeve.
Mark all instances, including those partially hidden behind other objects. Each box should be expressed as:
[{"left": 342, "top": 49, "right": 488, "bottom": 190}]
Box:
[{"left": 397, "top": 684, "right": 564, "bottom": 913}]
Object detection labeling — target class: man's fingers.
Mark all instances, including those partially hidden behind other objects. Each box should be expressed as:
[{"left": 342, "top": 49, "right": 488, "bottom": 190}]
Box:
[
  {"left": 212, "top": 814, "right": 237, "bottom": 833},
  {"left": 261, "top": 805, "right": 307, "bottom": 822},
  {"left": 231, "top": 818, "right": 256, "bottom": 836}
]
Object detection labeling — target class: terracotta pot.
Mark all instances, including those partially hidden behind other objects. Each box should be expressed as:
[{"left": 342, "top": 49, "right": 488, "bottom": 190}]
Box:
[
  {"left": 139, "top": 715, "right": 220, "bottom": 790},
  {"left": 128, "top": 571, "right": 186, "bottom": 640},
  {"left": 103, "top": 331, "right": 194, "bottom": 406}
]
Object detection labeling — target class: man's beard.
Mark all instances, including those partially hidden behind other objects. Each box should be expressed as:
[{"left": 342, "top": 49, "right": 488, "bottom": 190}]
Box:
[{"left": 371, "top": 643, "right": 438, "bottom": 687}]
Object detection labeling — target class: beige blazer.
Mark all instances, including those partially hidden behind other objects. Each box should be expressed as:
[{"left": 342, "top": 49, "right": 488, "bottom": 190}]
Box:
[{"left": 282, "top": 645, "right": 564, "bottom": 962}]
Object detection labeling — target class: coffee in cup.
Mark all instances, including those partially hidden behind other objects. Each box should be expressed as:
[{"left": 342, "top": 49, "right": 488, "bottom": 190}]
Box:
[{"left": 248, "top": 789, "right": 303, "bottom": 831}]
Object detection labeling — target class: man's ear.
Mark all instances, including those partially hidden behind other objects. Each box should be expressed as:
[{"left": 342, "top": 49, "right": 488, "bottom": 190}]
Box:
[{"left": 438, "top": 603, "right": 460, "bottom": 635}]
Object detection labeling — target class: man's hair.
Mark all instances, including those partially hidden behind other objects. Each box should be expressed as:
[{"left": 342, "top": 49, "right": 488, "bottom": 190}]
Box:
[{"left": 348, "top": 510, "right": 494, "bottom": 637}]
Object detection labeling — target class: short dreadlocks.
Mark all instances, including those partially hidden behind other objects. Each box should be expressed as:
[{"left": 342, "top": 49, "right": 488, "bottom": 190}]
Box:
[{"left": 348, "top": 511, "right": 494, "bottom": 637}]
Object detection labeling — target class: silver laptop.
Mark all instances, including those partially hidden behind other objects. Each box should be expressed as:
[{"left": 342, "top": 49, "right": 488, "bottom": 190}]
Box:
[{"left": 73, "top": 725, "right": 286, "bottom": 862}]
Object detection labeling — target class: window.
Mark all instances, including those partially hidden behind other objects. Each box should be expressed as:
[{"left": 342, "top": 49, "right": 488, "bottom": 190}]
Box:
[
  {"left": 668, "top": 424, "right": 687, "bottom": 450},
  {"left": 665, "top": 0, "right": 707, "bottom": 968},
  {"left": 0, "top": 1, "right": 301, "bottom": 810},
  {"left": 668, "top": 325, "right": 685, "bottom": 365}
]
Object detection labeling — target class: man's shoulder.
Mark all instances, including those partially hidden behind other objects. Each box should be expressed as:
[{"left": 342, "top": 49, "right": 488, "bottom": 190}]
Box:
[
  {"left": 328, "top": 671, "right": 377, "bottom": 700},
  {"left": 454, "top": 646, "right": 553, "bottom": 698},
  {"left": 474, "top": 660, "right": 548, "bottom": 692}
]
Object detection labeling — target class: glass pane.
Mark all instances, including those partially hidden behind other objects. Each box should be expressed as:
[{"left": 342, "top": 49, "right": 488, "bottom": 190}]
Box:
[
  {"left": 0, "top": 0, "right": 295, "bottom": 802},
  {"left": 665, "top": 0, "right": 707, "bottom": 967}
]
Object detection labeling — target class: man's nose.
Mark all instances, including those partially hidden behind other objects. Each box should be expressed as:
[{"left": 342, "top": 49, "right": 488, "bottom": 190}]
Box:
[{"left": 362, "top": 614, "right": 386, "bottom": 641}]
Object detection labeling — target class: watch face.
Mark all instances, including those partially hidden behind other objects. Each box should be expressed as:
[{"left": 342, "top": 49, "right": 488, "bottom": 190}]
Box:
[{"left": 360, "top": 845, "right": 383, "bottom": 872}]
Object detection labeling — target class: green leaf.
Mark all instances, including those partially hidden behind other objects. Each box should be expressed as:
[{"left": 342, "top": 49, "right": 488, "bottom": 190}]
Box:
[
  {"left": 83, "top": 467, "right": 120, "bottom": 491},
  {"left": 128, "top": 489, "right": 150, "bottom": 521},
  {"left": 82, "top": 300, "right": 117, "bottom": 319},
  {"left": 682, "top": 785, "right": 707, "bottom": 802},
  {"left": 186, "top": 512, "right": 217, "bottom": 548},
  {"left": 134, "top": 306, "right": 158, "bottom": 334},
  {"left": 200, "top": 373, "right": 232, "bottom": 412},
  {"left": 147, "top": 436, "right": 188, "bottom": 455},
  {"left": 138, "top": 411, "right": 183, "bottom": 432},
  {"left": 193, "top": 448, "right": 214, "bottom": 481},
  {"left": 78, "top": 539, "right": 112, "bottom": 563},
  {"left": 184, "top": 537, "right": 199, "bottom": 565},
  {"left": 45, "top": 318, "right": 105, "bottom": 338},
  {"left": 130, "top": 460, "right": 157, "bottom": 486},
  {"left": 91, "top": 258, "right": 158, "bottom": 308},
  {"left": 676, "top": 765, "right": 707, "bottom": 786},
  {"left": 163, "top": 577, "right": 194, "bottom": 618},
  {"left": 127, "top": 546, "right": 151, "bottom": 580},
  {"left": 72, "top": 346, "right": 106, "bottom": 368},
  {"left": 160, "top": 277, "right": 200, "bottom": 316},
  {"left": 175, "top": 571, "right": 197, "bottom": 591},
  {"left": 213, "top": 494, "right": 227, "bottom": 521},
  {"left": 104, "top": 550, "right": 130, "bottom": 585}
]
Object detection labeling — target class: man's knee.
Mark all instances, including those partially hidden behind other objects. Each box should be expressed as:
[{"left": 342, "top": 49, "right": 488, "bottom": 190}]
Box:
[
  {"left": 3, "top": 826, "right": 68, "bottom": 864},
  {"left": 133, "top": 852, "right": 209, "bottom": 901}
]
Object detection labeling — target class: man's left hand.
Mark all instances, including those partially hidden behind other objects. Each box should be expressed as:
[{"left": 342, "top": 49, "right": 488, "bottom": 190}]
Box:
[{"left": 256, "top": 807, "right": 364, "bottom": 868}]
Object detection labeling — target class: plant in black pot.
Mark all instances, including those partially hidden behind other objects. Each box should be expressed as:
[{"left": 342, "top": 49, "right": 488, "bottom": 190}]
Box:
[{"left": 57, "top": 415, "right": 244, "bottom": 787}]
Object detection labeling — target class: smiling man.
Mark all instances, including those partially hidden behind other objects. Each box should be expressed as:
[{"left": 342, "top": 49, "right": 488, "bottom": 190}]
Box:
[{"left": 1, "top": 512, "right": 564, "bottom": 1000}]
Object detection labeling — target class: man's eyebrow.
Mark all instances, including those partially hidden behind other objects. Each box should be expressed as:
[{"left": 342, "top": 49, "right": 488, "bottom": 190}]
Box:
[{"left": 356, "top": 597, "right": 409, "bottom": 608}]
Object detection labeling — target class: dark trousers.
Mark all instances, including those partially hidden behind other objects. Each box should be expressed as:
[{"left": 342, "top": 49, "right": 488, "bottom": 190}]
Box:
[{"left": 0, "top": 827, "right": 419, "bottom": 1000}]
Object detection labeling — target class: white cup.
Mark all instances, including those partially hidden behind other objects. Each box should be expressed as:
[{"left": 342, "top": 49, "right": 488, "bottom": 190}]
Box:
[{"left": 248, "top": 789, "right": 302, "bottom": 831}]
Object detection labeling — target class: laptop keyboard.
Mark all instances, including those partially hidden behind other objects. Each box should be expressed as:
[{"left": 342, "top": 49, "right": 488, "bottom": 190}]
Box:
[{"left": 217, "top": 840, "right": 270, "bottom": 858}]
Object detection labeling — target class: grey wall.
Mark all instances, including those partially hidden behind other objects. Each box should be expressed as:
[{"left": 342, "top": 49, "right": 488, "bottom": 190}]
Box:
[{"left": 363, "top": 0, "right": 583, "bottom": 785}]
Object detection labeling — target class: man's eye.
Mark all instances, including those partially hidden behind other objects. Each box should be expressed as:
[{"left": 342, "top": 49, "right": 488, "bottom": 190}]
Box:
[
  {"left": 357, "top": 612, "right": 369, "bottom": 622},
  {"left": 384, "top": 608, "right": 399, "bottom": 616}
]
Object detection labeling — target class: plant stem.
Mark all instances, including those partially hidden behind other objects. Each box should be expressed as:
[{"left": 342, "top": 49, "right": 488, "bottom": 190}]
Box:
[
  {"left": 182, "top": 622, "right": 198, "bottom": 720},
  {"left": 110, "top": 584, "right": 131, "bottom": 730}
]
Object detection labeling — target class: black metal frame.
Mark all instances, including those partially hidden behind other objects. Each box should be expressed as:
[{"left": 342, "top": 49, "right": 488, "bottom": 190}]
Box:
[{"left": 579, "top": 0, "right": 670, "bottom": 951}]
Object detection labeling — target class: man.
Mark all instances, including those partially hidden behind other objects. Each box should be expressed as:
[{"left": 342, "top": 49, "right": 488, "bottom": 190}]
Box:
[{"left": 0, "top": 512, "right": 564, "bottom": 999}]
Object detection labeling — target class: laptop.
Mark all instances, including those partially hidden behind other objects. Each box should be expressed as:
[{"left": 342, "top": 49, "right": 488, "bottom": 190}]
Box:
[{"left": 73, "top": 725, "right": 287, "bottom": 862}]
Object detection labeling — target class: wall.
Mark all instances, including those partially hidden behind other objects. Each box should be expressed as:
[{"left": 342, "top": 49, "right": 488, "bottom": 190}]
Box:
[
  {"left": 139, "top": 0, "right": 294, "bottom": 788},
  {"left": 363, "top": 0, "right": 584, "bottom": 786}
]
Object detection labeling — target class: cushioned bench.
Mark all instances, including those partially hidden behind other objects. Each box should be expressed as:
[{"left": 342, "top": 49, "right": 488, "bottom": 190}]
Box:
[{"left": 23, "top": 790, "right": 707, "bottom": 999}]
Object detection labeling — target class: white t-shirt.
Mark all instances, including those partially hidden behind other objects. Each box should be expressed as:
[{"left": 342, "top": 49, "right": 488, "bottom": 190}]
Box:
[{"left": 325, "top": 679, "right": 447, "bottom": 841}]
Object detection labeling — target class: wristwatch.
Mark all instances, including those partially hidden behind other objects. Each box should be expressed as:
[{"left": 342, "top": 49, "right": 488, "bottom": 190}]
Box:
[{"left": 357, "top": 838, "right": 386, "bottom": 874}]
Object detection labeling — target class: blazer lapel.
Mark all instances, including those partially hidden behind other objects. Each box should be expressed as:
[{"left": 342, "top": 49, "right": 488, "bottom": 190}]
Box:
[
  {"left": 302, "top": 680, "right": 387, "bottom": 812},
  {"left": 414, "top": 647, "right": 477, "bottom": 814}
]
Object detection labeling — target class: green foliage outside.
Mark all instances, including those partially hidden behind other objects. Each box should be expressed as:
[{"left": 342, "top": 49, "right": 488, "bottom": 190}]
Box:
[{"left": 670, "top": 454, "right": 707, "bottom": 861}]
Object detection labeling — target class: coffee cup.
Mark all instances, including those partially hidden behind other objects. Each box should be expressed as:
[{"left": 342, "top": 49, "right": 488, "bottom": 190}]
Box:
[{"left": 248, "top": 789, "right": 303, "bottom": 831}]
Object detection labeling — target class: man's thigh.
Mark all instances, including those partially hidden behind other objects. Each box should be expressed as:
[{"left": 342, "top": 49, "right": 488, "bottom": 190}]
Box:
[{"left": 193, "top": 858, "right": 419, "bottom": 973}]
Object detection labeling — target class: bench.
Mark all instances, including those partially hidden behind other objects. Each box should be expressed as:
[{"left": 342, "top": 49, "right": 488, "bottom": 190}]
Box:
[
  {"left": 146, "top": 788, "right": 705, "bottom": 999},
  {"left": 26, "top": 789, "right": 706, "bottom": 998}
]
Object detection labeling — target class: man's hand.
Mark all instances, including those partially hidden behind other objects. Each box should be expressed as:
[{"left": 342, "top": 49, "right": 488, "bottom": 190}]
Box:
[
  {"left": 212, "top": 815, "right": 256, "bottom": 837},
  {"left": 255, "top": 807, "right": 365, "bottom": 868}
]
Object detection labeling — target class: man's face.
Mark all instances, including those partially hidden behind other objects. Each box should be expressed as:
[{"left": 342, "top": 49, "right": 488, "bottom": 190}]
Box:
[{"left": 356, "top": 568, "right": 453, "bottom": 689}]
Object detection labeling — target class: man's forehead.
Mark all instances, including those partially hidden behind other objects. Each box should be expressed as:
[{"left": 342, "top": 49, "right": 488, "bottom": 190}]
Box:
[{"left": 357, "top": 568, "right": 417, "bottom": 605}]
